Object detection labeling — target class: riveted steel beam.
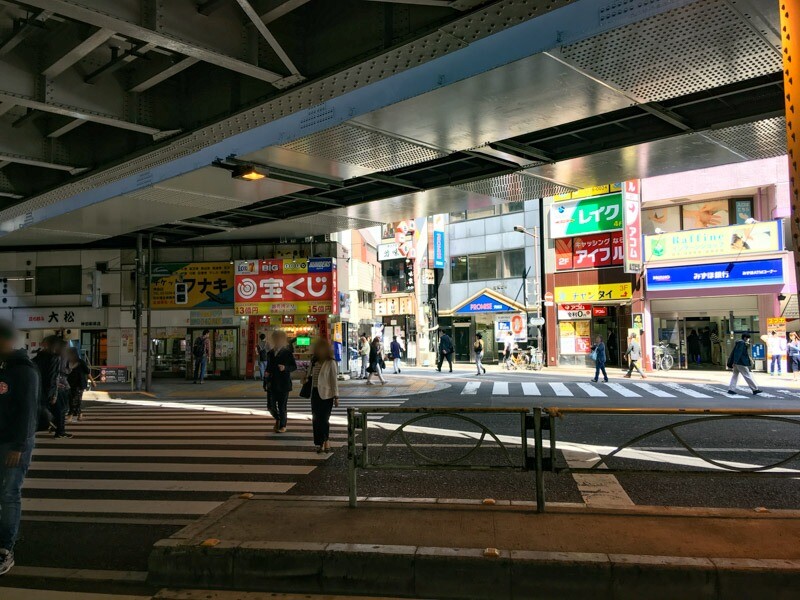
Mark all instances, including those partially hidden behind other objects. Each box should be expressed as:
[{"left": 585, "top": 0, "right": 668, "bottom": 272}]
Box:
[
  {"left": 781, "top": 1, "right": 800, "bottom": 283},
  {"left": 0, "top": 9, "right": 52, "bottom": 56},
  {"left": 41, "top": 26, "right": 115, "bottom": 79},
  {"left": 128, "top": 56, "right": 199, "bottom": 93},
  {"left": 236, "top": 0, "right": 299, "bottom": 75},
  {"left": 260, "top": 0, "right": 312, "bottom": 24}
]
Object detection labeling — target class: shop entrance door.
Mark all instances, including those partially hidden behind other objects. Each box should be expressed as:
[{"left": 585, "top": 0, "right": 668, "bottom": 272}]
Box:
[
  {"left": 189, "top": 328, "right": 239, "bottom": 379},
  {"left": 79, "top": 330, "right": 107, "bottom": 367},
  {"left": 454, "top": 323, "right": 472, "bottom": 362}
]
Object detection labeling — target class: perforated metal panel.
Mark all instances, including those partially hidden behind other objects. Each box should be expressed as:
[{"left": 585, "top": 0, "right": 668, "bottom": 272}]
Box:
[
  {"left": 453, "top": 173, "right": 572, "bottom": 201},
  {"left": 194, "top": 212, "right": 384, "bottom": 241},
  {"left": 703, "top": 116, "right": 787, "bottom": 160},
  {"left": 123, "top": 185, "right": 253, "bottom": 212},
  {"left": 562, "top": 0, "right": 781, "bottom": 102},
  {"left": 281, "top": 124, "right": 447, "bottom": 171}
]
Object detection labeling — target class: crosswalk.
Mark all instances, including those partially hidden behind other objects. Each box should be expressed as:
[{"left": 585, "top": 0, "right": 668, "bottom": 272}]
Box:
[
  {"left": 164, "top": 396, "right": 408, "bottom": 420},
  {"left": 456, "top": 380, "right": 800, "bottom": 400},
  {"left": 23, "top": 402, "right": 339, "bottom": 520}
]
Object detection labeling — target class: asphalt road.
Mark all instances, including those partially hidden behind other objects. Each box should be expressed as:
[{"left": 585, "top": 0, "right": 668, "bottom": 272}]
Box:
[{"left": 3, "top": 368, "right": 798, "bottom": 597}]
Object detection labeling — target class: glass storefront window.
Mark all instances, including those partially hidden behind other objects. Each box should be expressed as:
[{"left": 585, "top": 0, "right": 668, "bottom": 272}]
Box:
[
  {"left": 504, "top": 248, "right": 525, "bottom": 278},
  {"left": 382, "top": 258, "right": 411, "bottom": 293}
]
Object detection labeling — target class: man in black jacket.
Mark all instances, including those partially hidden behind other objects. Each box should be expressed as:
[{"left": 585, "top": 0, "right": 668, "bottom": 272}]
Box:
[
  {"left": 0, "top": 319, "right": 39, "bottom": 576},
  {"left": 33, "top": 336, "right": 70, "bottom": 438},
  {"left": 436, "top": 332, "right": 455, "bottom": 373}
]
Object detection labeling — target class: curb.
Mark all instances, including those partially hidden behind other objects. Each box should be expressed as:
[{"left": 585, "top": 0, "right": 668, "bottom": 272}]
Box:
[{"left": 147, "top": 539, "right": 800, "bottom": 599}]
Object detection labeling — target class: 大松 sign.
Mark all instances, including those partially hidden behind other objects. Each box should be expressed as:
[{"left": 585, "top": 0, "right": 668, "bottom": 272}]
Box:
[
  {"left": 234, "top": 258, "right": 338, "bottom": 316},
  {"left": 549, "top": 193, "right": 623, "bottom": 239}
]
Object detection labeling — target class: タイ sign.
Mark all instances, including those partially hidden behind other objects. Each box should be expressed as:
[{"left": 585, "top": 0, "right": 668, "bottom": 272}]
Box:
[
  {"left": 644, "top": 220, "right": 783, "bottom": 263},
  {"left": 554, "top": 283, "right": 632, "bottom": 303},
  {"left": 549, "top": 193, "right": 623, "bottom": 238},
  {"left": 234, "top": 258, "right": 338, "bottom": 316}
]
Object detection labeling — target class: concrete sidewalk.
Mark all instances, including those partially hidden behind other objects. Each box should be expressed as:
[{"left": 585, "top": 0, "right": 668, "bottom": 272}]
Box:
[
  {"left": 87, "top": 375, "right": 447, "bottom": 401},
  {"left": 149, "top": 496, "right": 800, "bottom": 599}
]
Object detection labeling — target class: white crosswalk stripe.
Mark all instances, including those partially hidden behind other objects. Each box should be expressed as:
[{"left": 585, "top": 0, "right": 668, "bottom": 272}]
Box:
[
  {"left": 576, "top": 382, "right": 607, "bottom": 397},
  {"left": 453, "top": 380, "right": 798, "bottom": 400},
  {"left": 521, "top": 382, "right": 540, "bottom": 396},
  {"left": 163, "top": 396, "right": 408, "bottom": 420},
  {"left": 23, "top": 403, "right": 339, "bottom": 520},
  {"left": 492, "top": 382, "right": 509, "bottom": 395}
]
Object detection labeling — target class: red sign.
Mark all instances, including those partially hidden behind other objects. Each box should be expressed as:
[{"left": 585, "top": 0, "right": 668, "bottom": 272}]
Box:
[
  {"left": 592, "top": 306, "right": 608, "bottom": 317},
  {"left": 234, "top": 258, "right": 337, "bottom": 316},
  {"left": 555, "top": 231, "right": 624, "bottom": 271}
]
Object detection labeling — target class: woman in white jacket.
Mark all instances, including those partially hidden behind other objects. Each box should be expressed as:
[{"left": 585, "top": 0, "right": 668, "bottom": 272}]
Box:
[{"left": 304, "top": 339, "right": 340, "bottom": 453}]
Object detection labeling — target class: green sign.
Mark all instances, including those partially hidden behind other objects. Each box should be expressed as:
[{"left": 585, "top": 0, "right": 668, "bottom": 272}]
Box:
[
  {"left": 549, "top": 193, "right": 623, "bottom": 239},
  {"left": 295, "top": 336, "right": 311, "bottom": 347}
]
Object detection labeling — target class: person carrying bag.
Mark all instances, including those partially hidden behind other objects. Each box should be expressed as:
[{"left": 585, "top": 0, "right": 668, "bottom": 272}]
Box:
[{"left": 303, "top": 339, "right": 339, "bottom": 453}]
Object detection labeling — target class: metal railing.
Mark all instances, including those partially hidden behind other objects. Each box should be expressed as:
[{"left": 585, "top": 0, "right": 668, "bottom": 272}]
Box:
[{"left": 347, "top": 406, "right": 800, "bottom": 513}]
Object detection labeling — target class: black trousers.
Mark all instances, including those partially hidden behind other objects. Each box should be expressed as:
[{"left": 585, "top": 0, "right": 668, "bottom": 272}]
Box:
[
  {"left": 437, "top": 352, "right": 453, "bottom": 371},
  {"left": 68, "top": 388, "right": 83, "bottom": 416},
  {"left": 311, "top": 388, "right": 334, "bottom": 446},
  {"left": 269, "top": 389, "right": 289, "bottom": 428},
  {"left": 53, "top": 389, "right": 69, "bottom": 435}
]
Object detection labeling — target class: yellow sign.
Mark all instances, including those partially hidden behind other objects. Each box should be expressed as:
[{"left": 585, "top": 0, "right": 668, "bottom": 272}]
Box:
[
  {"left": 150, "top": 263, "right": 234, "bottom": 309},
  {"left": 559, "top": 322, "right": 576, "bottom": 336},
  {"left": 554, "top": 283, "right": 632, "bottom": 303},
  {"left": 575, "top": 321, "right": 591, "bottom": 337},
  {"left": 553, "top": 183, "right": 622, "bottom": 202}
]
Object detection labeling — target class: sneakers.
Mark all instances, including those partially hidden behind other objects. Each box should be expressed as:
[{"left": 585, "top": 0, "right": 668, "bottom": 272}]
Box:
[
  {"left": 0, "top": 549, "right": 14, "bottom": 576},
  {"left": 54, "top": 432, "right": 74, "bottom": 439},
  {"left": 591, "top": 379, "right": 598, "bottom": 383},
  {"left": 623, "top": 374, "right": 631, "bottom": 378},
  {"left": 753, "top": 389, "right": 763, "bottom": 395},
  {"left": 727, "top": 390, "right": 737, "bottom": 395}
]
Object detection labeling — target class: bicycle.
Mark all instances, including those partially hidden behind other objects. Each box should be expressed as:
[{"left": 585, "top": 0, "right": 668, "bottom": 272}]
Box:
[
  {"left": 527, "top": 349, "right": 544, "bottom": 371},
  {"left": 654, "top": 342, "right": 674, "bottom": 371}
]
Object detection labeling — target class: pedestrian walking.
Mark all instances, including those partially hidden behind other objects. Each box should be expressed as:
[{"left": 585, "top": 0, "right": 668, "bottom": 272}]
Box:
[
  {"left": 436, "top": 332, "right": 454, "bottom": 372},
  {"left": 591, "top": 335, "right": 608, "bottom": 383},
  {"left": 687, "top": 329, "right": 701, "bottom": 365},
  {"left": 473, "top": 333, "right": 486, "bottom": 375},
  {"left": 366, "top": 336, "right": 386, "bottom": 385},
  {"left": 502, "top": 333, "right": 515, "bottom": 370},
  {"left": 727, "top": 333, "right": 762, "bottom": 395},
  {"left": 623, "top": 334, "right": 646, "bottom": 379},
  {"left": 192, "top": 330, "right": 211, "bottom": 384},
  {"left": 390, "top": 336, "right": 403, "bottom": 374},
  {"left": 32, "top": 336, "right": 59, "bottom": 435},
  {"left": 265, "top": 330, "right": 297, "bottom": 433},
  {"left": 767, "top": 330, "right": 786, "bottom": 376},
  {"left": 55, "top": 341, "right": 72, "bottom": 437},
  {"left": 0, "top": 319, "right": 39, "bottom": 577},
  {"left": 788, "top": 332, "right": 800, "bottom": 382},
  {"left": 255, "top": 333, "right": 269, "bottom": 381},
  {"left": 66, "top": 348, "right": 89, "bottom": 422},
  {"left": 304, "top": 339, "right": 339, "bottom": 453},
  {"left": 710, "top": 327, "right": 723, "bottom": 366},
  {"left": 358, "top": 334, "right": 369, "bottom": 379},
  {"left": 701, "top": 327, "right": 712, "bottom": 363}
]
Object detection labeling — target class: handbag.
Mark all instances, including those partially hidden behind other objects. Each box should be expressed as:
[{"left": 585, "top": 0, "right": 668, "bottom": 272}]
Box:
[
  {"left": 590, "top": 349, "right": 598, "bottom": 361},
  {"left": 299, "top": 361, "right": 313, "bottom": 399}
]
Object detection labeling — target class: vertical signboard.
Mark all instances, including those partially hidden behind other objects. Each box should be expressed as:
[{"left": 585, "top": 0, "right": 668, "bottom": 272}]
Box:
[
  {"left": 623, "top": 180, "right": 642, "bottom": 274},
  {"left": 432, "top": 214, "right": 446, "bottom": 269}
]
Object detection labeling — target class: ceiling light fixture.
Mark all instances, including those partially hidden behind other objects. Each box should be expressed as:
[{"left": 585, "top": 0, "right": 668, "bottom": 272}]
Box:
[{"left": 231, "top": 164, "right": 266, "bottom": 181}]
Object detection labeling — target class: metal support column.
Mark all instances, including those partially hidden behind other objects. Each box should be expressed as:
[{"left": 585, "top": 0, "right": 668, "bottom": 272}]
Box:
[
  {"left": 781, "top": 2, "right": 800, "bottom": 287},
  {"left": 533, "top": 407, "right": 545, "bottom": 513},
  {"left": 533, "top": 225, "right": 542, "bottom": 352},
  {"left": 145, "top": 234, "right": 153, "bottom": 392},
  {"left": 347, "top": 408, "right": 357, "bottom": 507},
  {"left": 134, "top": 234, "right": 143, "bottom": 391}
]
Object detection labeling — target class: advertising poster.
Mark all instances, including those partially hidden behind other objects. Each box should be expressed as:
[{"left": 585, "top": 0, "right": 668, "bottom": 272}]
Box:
[
  {"left": 234, "top": 258, "right": 337, "bottom": 316},
  {"left": 642, "top": 205, "right": 680, "bottom": 235},
  {"left": 150, "top": 263, "right": 234, "bottom": 309},
  {"left": 681, "top": 199, "right": 729, "bottom": 230},
  {"left": 644, "top": 220, "right": 782, "bottom": 263},
  {"left": 735, "top": 200, "right": 753, "bottom": 224},
  {"left": 549, "top": 193, "right": 623, "bottom": 238},
  {"left": 622, "top": 180, "right": 642, "bottom": 273},
  {"left": 556, "top": 231, "right": 624, "bottom": 271},
  {"left": 495, "top": 314, "right": 527, "bottom": 342}
]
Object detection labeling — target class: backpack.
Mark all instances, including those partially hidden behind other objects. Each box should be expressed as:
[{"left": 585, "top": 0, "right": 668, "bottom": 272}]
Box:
[
  {"left": 192, "top": 337, "right": 205, "bottom": 358},
  {"left": 257, "top": 343, "right": 268, "bottom": 362}
]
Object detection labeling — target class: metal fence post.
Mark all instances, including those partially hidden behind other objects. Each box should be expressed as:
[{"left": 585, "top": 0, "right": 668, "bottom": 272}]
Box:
[
  {"left": 347, "top": 408, "right": 357, "bottom": 507},
  {"left": 533, "top": 407, "right": 545, "bottom": 513}
]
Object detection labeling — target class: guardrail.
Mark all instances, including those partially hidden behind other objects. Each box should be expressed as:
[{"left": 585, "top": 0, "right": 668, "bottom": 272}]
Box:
[{"left": 347, "top": 406, "right": 800, "bottom": 513}]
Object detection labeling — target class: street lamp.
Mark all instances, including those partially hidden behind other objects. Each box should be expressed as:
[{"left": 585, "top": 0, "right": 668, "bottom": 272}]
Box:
[{"left": 513, "top": 225, "right": 543, "bottom": 352}]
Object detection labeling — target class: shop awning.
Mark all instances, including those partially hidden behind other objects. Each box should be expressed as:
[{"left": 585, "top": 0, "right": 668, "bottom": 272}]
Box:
[{"left": 441, "top": 288, "right": 527, "bottom": 317}]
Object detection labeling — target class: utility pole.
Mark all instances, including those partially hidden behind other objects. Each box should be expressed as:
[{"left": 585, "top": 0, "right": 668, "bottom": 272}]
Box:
[
  {"left": 514, "top": 225, "right": 543, "bottom": 352},
  {"left": 145, "top": 234, "right": 153, "bottom": 392}
]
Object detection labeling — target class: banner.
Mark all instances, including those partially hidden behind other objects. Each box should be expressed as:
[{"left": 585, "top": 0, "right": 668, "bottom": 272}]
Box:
[
  {"left": 432, "top": 213, "right": 446, "bottom": 269},
  {"left": 622, "top": 180, "right": 642, "bottom": 273},
  {"left": 549, "top": 193, "right": 623, "bottom": 238},
  {"left": 554, "top": 282, "right": 632, "bottom": 303},
  {"left": 646, "top": 258, "right": 784, "bottom": 291},
  {"left": 234, "top": 258, "right": 338, "bottom": 316},
  {"left": 557, "top": 231, "right": 624, "bottom": 271},
  {"left": 150, "top": 263, "right": 234, "bottom": 309},
  {"left": 644, "top": 220, "right": 783, "bottom": 263}
]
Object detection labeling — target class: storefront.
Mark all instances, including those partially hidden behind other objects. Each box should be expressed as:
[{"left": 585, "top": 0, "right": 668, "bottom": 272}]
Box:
[
  {"left": 11, "top": 306, "right": 108, "bottom": 365},
  {"left": 234, "top": 258, "right": 337, "bottom": 377},
  {"left": 439, "top": 289, "right": 527, "bottom": 363},
  {"left": 375, "top": 294, "right": 416, "bottom": 364}
]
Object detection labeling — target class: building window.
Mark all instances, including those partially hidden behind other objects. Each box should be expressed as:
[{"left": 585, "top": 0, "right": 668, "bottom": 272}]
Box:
[
  {"left": 382, "top": 259, "right": 413, "bottom": 294},
  {"left": 357, "top": 290, "right": 375, "bottom": 308},
  {"left": 451, "top": 256, "right": 468, "bottom": 282},
  {"left": 504, "top": 248, "right": 526, "bottom": 278},
  {"left": 449, "top": 201, "right": 525, "bottom": 222},
  {"left": 468, "top": 252, "right": 502, "bottom": 281},
  {"left": 35, "top": 266, "right": 81, "bottom": 295}
]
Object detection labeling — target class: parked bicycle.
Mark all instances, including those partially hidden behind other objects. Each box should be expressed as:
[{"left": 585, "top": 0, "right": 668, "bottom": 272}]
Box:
[{"left": 654, "top": 341, "right": 674, "bottom": 371}]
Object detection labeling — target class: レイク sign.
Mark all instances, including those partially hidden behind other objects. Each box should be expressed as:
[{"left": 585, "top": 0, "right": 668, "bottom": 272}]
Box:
[
  {"left": 234, "top": 258, "right": 338, "bottom": 316},
  {"left": 622, "top": 180, "right": 642, "bottom": 274},
  {"left": 549, "top": 193, "right": 623, "bottom": 239}
]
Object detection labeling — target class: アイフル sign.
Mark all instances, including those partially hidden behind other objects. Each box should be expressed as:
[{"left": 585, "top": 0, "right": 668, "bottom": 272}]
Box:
[{"left": 549, "top": 193, "right": 623, "bottom": 239}]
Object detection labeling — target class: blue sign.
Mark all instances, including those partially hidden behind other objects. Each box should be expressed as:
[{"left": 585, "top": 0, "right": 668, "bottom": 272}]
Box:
[
  {"left": 647, "top": 259, "right": 784, "bottom": 291},
  {"left": 455, "top": 293, "right": 515, "bottom": 314},
  {"left": 751, "top": 343, "right": 766, "bottom": 360},
  {"left": 433, "top": 230, "right": 446, "bottom": 269}
]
